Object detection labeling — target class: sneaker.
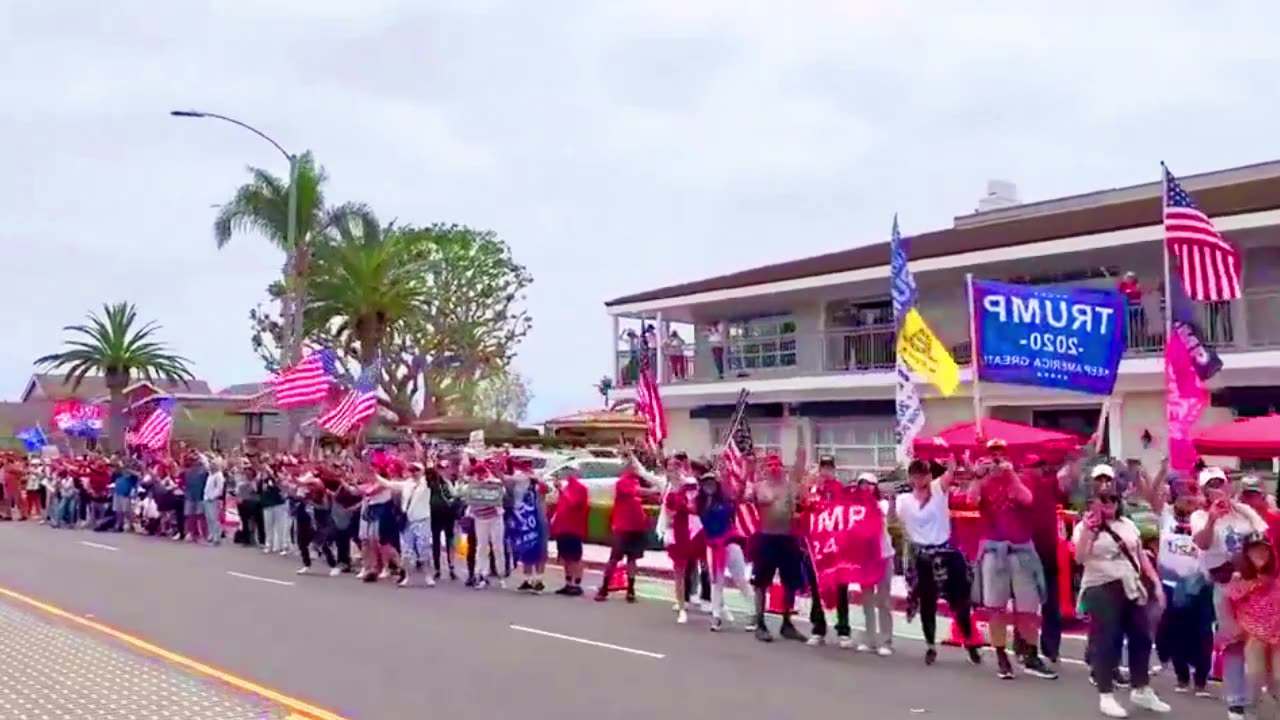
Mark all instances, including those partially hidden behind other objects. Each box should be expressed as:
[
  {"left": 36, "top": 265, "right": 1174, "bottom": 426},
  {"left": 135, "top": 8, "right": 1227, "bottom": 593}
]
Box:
[
  {"left": 361, "top": 573, "right": 378, "bottom": 583},
  {"left": 433, "top": 570, "right": 442, "bottom": 581},
  {"left": 328, "top": 567, "right": 342, "bottom": 577},
  {"left": 296, "top": 566, "right": 309, "bottom": 575},
  {"left": 838, "top": 636, "right": 855, "bottom": 650},
  {"left": 1099, "top": 693, "right": 1129, "bottom": 718},
  {"left": 378, "top": 568, "right": 390, "bottom": 580},
  {"left": 1150, "top": 663, "right": 1164, "bottom": 676},
  {"left": 1113, "top": 670, "right": 1131, "bottom": 688},
  {"left": 1128, "top": 687, "right": 1170, "bottom": 713},
  {"left": 1194, "top": 687, "right": 1213, "bottom": 699},
  {"left": 966, "top": 646, "right": 983, "bottom": 665},
  {"left": 594, "top": 590, "right": 608, "bottom": 602},
  {"left": 1228, "top": 706, "right": 1246, "bottom": 720},
  {"left": 876, "top": 646, "right": 893, "bottom": 657},
  {"left": 676, "top": 609, "right": 689, "bottom": 624},
  {"left": 1174, "top": 685, "right": 1190, "bottom": 694},
  {"left": 567, "top": 584, "right": 585, "bottom": 597},
  {"left": 424, "top": 576, "right": 437, "bottom": 588},
  {"left": 397, "top": 576, "right": 411, "bottom": 588},
  {"left": 925, "top": 647, "right": 937, "bottom": 666},
  {"left": 806, "top": 635, "right": 825, "bottom": 647},
  {"left": 554, "top": 585, "right": 574, "bottom": 596},
  {"left": 625, "top": 589, "right": 637, "bottom": 604},
  {"left": 475, "top": 577, "right": 489, "bottom": 590},
  {"left": 672, "top": 602, "right": 683, "bottom": 611},
  {"left": 1023, "top": 654, "right": 1059, "bottom": 680},
  {"left": 279, "top": 549, "right": 290, "bottom": 557},
  {"left": 996, "top": 651, "right": 1015, "bottom": 680},
  {"left": 531, "top": 581, "right": 545, "bottom": 594},
  {"left": 449, "top": 568, "right": 458, "bottom": 581},
  {"left": 517, "top": 581, "right": 533, "bottom": 592},
  {"left": 699, "top": 600, "right": 713, "bottom": 613},
  {"left": 754, "top": 625, "right": 774, "bottom": 643},
  {"left": 464, "top": 577, "right": 477, "bottom": 588},
  {"left": 709, "top": 617, "right": 723, "bottom": 633},
  {"left": 779, "top": 623, "right": 806, "bottom": 642},
  {"left": 856, "top": 643, "right": 872, "bottom": 653},
  {"left": 741, "top": 614, "right": 756, "bottom": 631}
]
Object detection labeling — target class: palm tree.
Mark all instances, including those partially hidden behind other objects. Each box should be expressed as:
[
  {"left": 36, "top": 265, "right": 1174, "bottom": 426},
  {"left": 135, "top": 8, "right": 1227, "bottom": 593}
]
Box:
[
  {"left": 212, "top": 151, "right": 374, "bottom": 367},
  {"left": 305, "top": 218, "right": 430, "bottom": 366},
  {"left": 35, "top": 303, "right": 195, "bottom": 451}
]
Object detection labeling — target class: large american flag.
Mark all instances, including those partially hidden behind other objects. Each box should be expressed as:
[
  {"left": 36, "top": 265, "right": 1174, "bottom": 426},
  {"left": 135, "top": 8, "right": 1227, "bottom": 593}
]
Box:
[
  {"left": 634, "top": 333, "right": 668, "bottom": 447},
  {"left": 272, "top": 349, "right": 340, "bottom": 407},
  {"left": 1164, "top": 166, "right": 1242, "bottom": 302},
  {"left": 317, "top": 360, "right": 380, "bottom": 436},
  {"left": 126, "top": 398, "right": 174, "bottom": 450}
]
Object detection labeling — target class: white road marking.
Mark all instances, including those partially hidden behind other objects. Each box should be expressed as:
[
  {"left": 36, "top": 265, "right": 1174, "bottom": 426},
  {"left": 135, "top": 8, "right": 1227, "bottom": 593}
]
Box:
[
  {"left": 79, "top": 541, "right": 119, "bottom": 552},
  {"left": 226, "top": 571, "right": 295, "bottom": 587},
  {"left": 509, "top": 624, "right": 666, "bottom": 659}
]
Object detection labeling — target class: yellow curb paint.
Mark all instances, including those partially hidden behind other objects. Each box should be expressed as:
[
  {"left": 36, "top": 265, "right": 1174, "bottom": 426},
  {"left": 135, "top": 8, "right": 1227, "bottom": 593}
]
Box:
[{"left": 0, "top": 585, "right": 348, "bottom": 720}]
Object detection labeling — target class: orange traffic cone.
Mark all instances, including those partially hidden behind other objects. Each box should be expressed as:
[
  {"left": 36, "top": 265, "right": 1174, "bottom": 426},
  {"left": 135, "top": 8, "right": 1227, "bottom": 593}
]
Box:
[
  {"left": 607, "top": 565, "right": 629, "bottom": 592},
  {"left": 765, "top": 582, "right": 786, "bottom": 615},
  {"left": 1211, "top": 647, "right": 1224, "bottom": 682},
  {"left": 943, "top": 618, "right": 987, "bottom": 648}
]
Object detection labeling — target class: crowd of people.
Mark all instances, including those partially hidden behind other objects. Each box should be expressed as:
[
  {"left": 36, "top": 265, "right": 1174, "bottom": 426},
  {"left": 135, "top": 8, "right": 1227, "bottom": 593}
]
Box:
[{"left": 3, "top": 428, "right": 1280, "bottom": 720}]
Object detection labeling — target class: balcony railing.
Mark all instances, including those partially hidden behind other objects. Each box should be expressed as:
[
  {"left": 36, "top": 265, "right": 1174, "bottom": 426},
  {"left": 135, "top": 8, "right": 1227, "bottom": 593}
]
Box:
[{"left": 612, "top": 289, "right": 1280, "bottom": 387}]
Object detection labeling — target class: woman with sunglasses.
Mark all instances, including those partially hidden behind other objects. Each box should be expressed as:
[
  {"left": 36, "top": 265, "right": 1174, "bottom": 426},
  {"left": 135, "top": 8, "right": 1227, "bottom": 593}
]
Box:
[{"left": 1074, "top": 490, "right": 1170, "bottom": 717}]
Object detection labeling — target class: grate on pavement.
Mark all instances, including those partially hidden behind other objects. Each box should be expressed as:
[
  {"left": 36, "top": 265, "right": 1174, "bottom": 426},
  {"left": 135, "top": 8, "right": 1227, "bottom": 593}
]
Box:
[{"left": 0, "top": 598, "right": 290, "bottom": 719}]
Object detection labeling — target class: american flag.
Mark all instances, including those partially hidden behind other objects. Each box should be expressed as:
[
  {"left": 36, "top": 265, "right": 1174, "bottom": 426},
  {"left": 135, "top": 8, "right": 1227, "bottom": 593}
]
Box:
[
  {"left": 719, "top": 390, "right": 760, "bottom": 537},
  {"left": 634, "top": 333, "right": 668, "bottom": 447},
  {"left": 272, "top": 349, "right": 340, "bottom": 407},
  {"left": 317, "top": 360, "right": 380, "bottom": 436},
  {"left": 126, "top": 398, "right": 174, "bottom": 450},
  {"left": 1164, "top": 166, "right": 1242, "bottom": 302}
]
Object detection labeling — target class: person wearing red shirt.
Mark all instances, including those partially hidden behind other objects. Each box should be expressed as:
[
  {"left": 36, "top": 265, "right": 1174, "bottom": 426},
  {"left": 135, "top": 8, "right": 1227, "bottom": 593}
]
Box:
[
  {"left": 1117, "top": 272, "right": 1143, "bottom": 302},
  {"left": 1238, "top": 476, "right": 1280, "bottom": 558},
  {"left": 595, "top": 456, "right": 660, "bottom": 603},
  {"left": 804, "top": 456, "right": 854, "bottom": 647},
  {"left": 663, "top": 475, "right": 705, "bottom": 623},
  {"left": 551, "top": 471, "right": 590, "bottom": 596}
]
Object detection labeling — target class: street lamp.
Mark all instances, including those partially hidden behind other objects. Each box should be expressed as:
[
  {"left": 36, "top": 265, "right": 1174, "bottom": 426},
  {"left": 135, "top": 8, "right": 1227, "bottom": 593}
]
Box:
[{"left": 169, "top": 109, "right": 300, "bottom": 366}]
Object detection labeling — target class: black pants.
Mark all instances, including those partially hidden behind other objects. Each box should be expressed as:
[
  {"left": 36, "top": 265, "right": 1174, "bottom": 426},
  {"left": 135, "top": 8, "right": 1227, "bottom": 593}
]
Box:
[
  {"left": 1038, "top": 544, "right": 1062, "bottom": 661},
  {"left": 1084, "top": 580, "right": 1153, "bottom": 694},
  {"left": 1159, "top": 586, "right": 1213, "bottom": 688},
  {"left": 430, "top": 510, "right": 456, "bottom": 572},
  {"left": 331, "top": 522, "right": 355, "bottom": 570},
  {"left": 683, "top": 558, "right": 712, "bottom": 603},
  {"left": 912, "top": 555, "right": 975, "bottom": 646},
  {"left": 296, "top": 510, "right": 336, "bottom": 569},
  {"left": 811, "top": 582, "right": 851, "bottom": 638},
  {"left": 238, "top": 500, "right": 264, "bottom": 546}
]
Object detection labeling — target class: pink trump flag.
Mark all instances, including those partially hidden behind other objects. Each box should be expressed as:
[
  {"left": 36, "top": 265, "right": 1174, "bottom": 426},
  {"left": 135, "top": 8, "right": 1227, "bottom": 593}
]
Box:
[
  {"left": 1165, "top": 331, "right": 1207, "bottom": 473},
  {"left": 806, "top": 497, "right": 886, "bottom": 600}
]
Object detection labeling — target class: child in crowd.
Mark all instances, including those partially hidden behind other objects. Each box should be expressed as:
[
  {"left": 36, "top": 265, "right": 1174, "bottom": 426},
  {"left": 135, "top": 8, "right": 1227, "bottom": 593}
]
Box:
[{"left": 1227, "top": 534, "right": 1280, "bottom": 708}]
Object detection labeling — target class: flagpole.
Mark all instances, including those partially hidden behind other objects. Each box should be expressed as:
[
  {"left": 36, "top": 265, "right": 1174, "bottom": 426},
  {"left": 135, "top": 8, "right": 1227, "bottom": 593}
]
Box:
[
  {"left": 1160, "top": 163, "right": 1174, "bottom": 344},
  {"left": 965, "top": 273, "right": 984, "bottom": 438}
]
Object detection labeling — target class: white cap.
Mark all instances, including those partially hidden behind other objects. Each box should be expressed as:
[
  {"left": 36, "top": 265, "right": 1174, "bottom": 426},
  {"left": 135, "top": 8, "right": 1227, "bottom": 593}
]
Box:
[
  {"left": 855, "top": 472, "right": 878, "bottom": 484},
  {"left": 1090, "top": 464, "right": 1116, "bottom": 479},
  {"left": 1198, "top": 466, "right": 1228, "bottom": 487}
]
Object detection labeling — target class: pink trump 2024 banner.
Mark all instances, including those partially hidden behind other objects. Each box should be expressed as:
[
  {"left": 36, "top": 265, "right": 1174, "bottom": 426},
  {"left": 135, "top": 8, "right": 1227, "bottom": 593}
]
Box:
[{"left": 805, "top": 499, "right": 886, "bottom": 602}]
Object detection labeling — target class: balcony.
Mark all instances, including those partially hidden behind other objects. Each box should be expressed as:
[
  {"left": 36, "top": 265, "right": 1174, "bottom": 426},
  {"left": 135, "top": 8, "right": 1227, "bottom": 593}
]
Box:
[{"left": 613, "top": 287, "right": 1280, "bottom": 387}]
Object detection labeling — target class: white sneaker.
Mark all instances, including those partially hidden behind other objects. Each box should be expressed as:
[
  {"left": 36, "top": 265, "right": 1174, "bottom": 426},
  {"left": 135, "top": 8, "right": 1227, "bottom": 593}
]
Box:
[
  {"left": 1228, "top": 708, "right": 1246, "bottom": 720},
  {"left": 838, "top": 636, "right": 856, "bottom": 650},
  {"left": 806, "top": 635, "right": 825, "bottom": 647},
  {"left": 1129, "top": 688, "right": 1170, "bottom": 714},
  {"left": 378, "top": 568, "right": 390, "bottom": 580},
  {"left": 328, "top": 567, "right": 342, "bottom": 577},
  {"left": 856, "top": 643, "right": 872, "bottom": 653},
  {"left": 397, "top": 576, "right": 411, "bottom": 588},
  {"left": 424, "top": 576, "right": 436, "bottom": 587},
  {"left": 699, "top": 600, "right": 713, "bottom": 613},
  {"left": 676, "top": 610, "right": 688, "bottom": 624},
  {"left": 1099, "top": 693, "right": 1129, "bottom": 718},
  {"left": 279, "top": 549, "right": 290, "bottom": 556},
  {"left": 1150, "top": 663, "right": 1163, "bottom": 676},
  {"left": 296, "top": 566, "right": 309, "bottom": 575},
  {"left": 262, "top": 547, "right": 272, "bottom": 554},
  {"left": 672, "top": 603, "right": 683, "bottom": 612},
  {"left": 876, "top": 646, "right": 893, "bottom": 657}
]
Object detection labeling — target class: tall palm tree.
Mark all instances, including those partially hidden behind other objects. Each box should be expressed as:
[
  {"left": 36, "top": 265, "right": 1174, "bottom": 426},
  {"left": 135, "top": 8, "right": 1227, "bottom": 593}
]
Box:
[
  {"left": 305, "top": 219, "right": 430, "bottom": 366},
  {"left": 212, "top": 151, "right": 373, "bottom": 368},
  {"left": 35, "top": 303, "right": 195, "bottom": 451}
]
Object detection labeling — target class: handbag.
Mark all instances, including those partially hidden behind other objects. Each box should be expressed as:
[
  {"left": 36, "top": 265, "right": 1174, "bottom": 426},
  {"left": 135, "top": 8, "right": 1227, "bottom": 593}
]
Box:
[{"left": 1101, "top": 523, "right": 1158, "bottom": 605}]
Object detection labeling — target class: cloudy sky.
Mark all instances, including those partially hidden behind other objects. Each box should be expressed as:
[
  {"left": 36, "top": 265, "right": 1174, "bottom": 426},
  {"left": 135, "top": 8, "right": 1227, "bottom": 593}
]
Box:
[{"left": 3, "top": 1, "right": 1276, "bottom": 419}]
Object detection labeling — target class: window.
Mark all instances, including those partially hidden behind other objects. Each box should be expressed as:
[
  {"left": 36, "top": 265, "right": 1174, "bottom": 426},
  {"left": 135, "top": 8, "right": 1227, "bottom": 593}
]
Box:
[
  {"left": 576, "top": 460, "right": 626, "bottom": 479},
  {"left": 726, "top": 317, "right": 797, "bottom": 371},
  {"left": 710, "top": 420, "right": 783, "bottom": 456},
  {"left": 813, "top": 419, "right": 896, "bottom": 475},
  {"left": 243, "top": 414, "right": 264, "bottom": 437}
]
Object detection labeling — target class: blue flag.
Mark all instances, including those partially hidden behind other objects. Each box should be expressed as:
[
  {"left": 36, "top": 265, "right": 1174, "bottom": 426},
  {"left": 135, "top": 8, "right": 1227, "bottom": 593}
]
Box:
[
  {"left": 1168, "top": 268, "right": 1223, "bottom": 381},
  {"left": 16, "top": 425, "right": 48, "bottom": 452},
  {"left": 890, "top": 215, "right": 926, "bottom": 463}
]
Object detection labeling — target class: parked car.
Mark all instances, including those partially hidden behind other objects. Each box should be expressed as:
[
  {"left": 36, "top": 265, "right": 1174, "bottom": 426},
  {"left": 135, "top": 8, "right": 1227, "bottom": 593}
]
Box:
[{"left": 541, "top": 456, "right": 630, "bottom": 503}]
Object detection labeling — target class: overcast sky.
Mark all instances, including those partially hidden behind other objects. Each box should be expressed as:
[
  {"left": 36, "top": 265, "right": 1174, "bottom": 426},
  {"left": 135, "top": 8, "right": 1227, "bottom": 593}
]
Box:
[{"left": 3, "top": 1, "right": 1276, "bottom": 419}]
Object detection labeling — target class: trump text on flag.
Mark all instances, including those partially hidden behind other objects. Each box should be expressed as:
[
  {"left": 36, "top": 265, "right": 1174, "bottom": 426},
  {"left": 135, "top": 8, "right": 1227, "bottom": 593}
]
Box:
[{"left": 971, "top": 279, "right": 1127, "bottom": 396}]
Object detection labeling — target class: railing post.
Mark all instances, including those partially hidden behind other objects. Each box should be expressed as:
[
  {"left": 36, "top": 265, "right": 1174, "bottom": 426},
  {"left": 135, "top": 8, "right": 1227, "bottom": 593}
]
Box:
[
  {"left": 656, "top": 312, "right": 668, "bottom": 384},
  {"left": 611, "top": 315, "right": 620, "bottom": 383},
  {"left": 1233, "top": 295, "right": 1249, "bottom": 349}
]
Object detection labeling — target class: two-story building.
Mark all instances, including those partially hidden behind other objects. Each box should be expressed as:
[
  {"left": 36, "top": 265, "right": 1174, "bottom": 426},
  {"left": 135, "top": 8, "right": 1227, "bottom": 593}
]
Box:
[{"left": 605, "top": 161, "right": 1280, "bottom": 473}]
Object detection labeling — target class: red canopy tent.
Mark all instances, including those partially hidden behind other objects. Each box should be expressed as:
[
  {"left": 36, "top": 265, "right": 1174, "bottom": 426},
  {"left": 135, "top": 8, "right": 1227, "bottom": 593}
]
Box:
[
  {"left": 912, "top": 418, "right": 1085, "bottom": 464},
  {"left": 1193, "top": 415, "right": 1280, "bottom": 459}
]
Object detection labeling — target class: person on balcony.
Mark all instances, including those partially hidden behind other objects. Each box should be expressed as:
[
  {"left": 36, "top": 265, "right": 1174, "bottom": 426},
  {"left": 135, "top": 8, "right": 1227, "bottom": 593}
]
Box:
[
  {"left": 619, "top": 329, "right": 640, "bottom": 385},
  {"left": 665, "top": 330, "right": 688, "bottom": 380},
  {"left": 706, "top": 322, "right": 726, "bottom": 379}
]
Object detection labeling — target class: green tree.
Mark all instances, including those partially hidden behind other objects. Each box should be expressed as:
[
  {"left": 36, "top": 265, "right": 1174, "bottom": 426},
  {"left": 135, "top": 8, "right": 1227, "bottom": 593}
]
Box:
[
  {"left": 250, "top": 223, "right": 532, "bottom": 423},
  {"left": 34, "top": 303, "right": 195, "bottom": 451},
  {"left": 468, "top": 370, "right": 533, "bottom": 424},
  {"left": 214, "top": 151, "right": 374, "bottom": 368}
]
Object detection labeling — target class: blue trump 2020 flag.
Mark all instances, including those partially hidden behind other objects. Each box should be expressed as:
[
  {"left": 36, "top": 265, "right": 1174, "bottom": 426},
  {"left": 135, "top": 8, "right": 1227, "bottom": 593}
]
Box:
[
  {"left": 16, "top": 425, "right": 48, "bottom": 452},
  {"left": 971, "top": 279, "right": 1127, "bottom": 396}
]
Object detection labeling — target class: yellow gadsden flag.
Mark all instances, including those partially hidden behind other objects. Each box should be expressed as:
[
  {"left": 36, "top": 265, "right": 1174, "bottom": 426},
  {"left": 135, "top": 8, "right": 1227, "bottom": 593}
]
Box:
[{"left": 896, "top": 307, "right": 960, "bottom": 397}]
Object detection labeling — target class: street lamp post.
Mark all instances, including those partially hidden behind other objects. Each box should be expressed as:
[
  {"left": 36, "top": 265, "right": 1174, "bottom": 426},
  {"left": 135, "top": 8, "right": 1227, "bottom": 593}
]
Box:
[{"left": 172, "top": 109, "right": 303, "bottom": 447}]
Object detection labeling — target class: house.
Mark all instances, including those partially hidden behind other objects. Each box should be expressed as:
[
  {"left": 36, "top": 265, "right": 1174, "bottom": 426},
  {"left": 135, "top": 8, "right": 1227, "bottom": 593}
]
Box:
[{"left": 605, "top": 161, "right": 1280, "bottom": 473}]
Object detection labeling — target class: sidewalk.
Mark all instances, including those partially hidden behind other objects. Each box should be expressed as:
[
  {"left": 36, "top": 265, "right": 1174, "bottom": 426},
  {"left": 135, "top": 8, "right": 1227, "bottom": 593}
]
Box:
[{"left": 0, "top": 595, "right": 292, "bottom": 720}]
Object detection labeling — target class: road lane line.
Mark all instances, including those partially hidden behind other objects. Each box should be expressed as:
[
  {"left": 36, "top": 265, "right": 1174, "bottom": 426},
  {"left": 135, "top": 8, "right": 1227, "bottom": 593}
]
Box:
[
  {"left": 227, "top": 571, "right": 295, "bottom": 587},
  {"left": 0, "top": 584, "right": 347, "bottom": 720},
  {"left": 510, "top": 624, "right": 665, "bottom": 659},
  {"left": 79, "top": 541, "right": 119, "bottom": 552}
]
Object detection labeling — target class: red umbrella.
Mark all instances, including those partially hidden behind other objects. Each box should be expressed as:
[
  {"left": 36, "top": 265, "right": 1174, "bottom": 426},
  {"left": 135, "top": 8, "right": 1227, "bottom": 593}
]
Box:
[
  {"left": 1193, "top": 414, "right": 1280, "bottom": 459},
  {"left": 913, "top": 418, "right": 1084, "bottom": 464}
]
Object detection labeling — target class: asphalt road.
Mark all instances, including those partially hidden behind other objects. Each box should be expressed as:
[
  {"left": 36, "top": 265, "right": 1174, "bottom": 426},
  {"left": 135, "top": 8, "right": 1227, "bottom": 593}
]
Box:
[{"left": 0, "top": 522, "right": 1220, "bottom": 720}]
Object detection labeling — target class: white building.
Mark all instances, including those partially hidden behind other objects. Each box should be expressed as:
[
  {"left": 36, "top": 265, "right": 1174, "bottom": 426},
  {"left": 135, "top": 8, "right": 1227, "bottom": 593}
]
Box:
[{"left": 605, "top": 162, "right": 1280, "bottom": 473}]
